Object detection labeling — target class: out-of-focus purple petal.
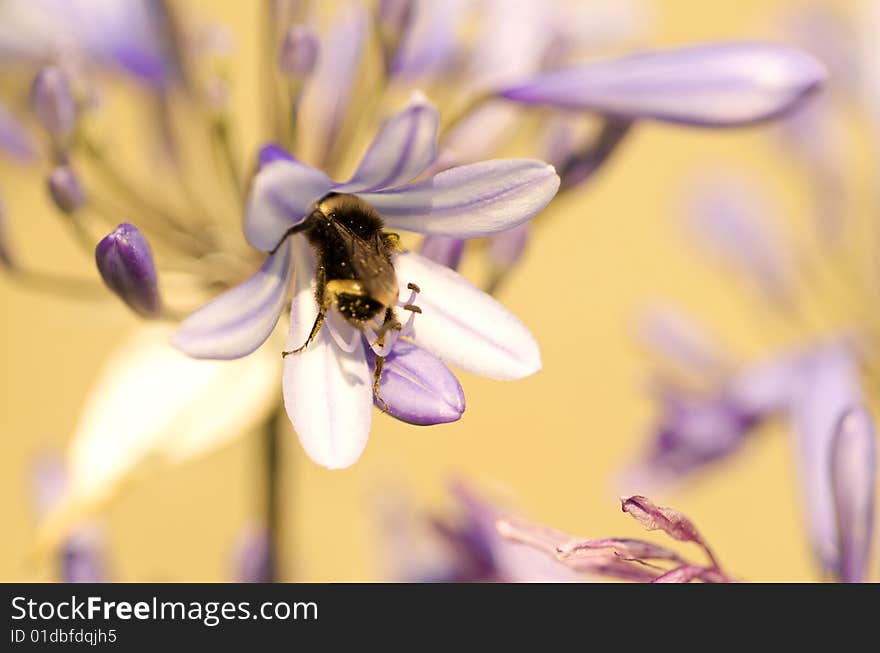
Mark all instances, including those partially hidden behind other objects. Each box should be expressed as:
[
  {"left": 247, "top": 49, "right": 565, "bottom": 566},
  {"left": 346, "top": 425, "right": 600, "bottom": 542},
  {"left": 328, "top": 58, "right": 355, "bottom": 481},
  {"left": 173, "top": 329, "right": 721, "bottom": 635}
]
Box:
[
  {"left": 637, "top": 304, "right": 729, "bottom": 378},
  {"left": 256, "top": 143, "right": 295, "bottom": 169},
  {"left": 830, "top": 407, "right": 876, "bottom": 583},
  {"left": 243, "top": 158, "right": 332, "bottom": 251},
  {"left": 342, "top": 94, "right": 439, "bottom": 192},
  {"left": 234, "top": 527, "right": 273, "bottom": 583},
  {"left": 95, "top": 223, "right": 162, "bottom": 318},
  {"left": 367, "top": 340, "right": 465, "bottom": 425},
  {"left": 297, "top": 6, "right": 367, "bottom": 164},
  {"left": 789, "top": 343, "right": 863, "bottom": 572},
  {"left": 47, "top": 165, "right": 86, "bottom": 214},
  {"left": 418, "top": 236, "right": 465, "bottom": 270},
  {"left": 172, "top": 244, "right": 292, "bottom": 359},
  {"left": 283, "top": 239, "right": 372, "bottom": 469},
  {"left": 61, "top": 533, "right": 107, "bottom": 583},
  {"left": 393, "top": 251, "right": 541, "bottom": 380},
  {"left": 499, "top": 43, "right": 827, "bottom": 127},
  {"left": 390, "top": 0, "right": 467, "bottom": 79},
  {"left": 488, "top": 223, "right": 530, "bottom": 273},
  {"left": 361, "top": 159, "right": 559, "bottom": 237},
  {"left": 686, "top": 177, "right": 794, "bottom": 303},
  {"left": 278, "top": 25, "right": 319, "bottom": 77},
  {"left": 0, "top": 102, "right": 36, "bottom": 161}
]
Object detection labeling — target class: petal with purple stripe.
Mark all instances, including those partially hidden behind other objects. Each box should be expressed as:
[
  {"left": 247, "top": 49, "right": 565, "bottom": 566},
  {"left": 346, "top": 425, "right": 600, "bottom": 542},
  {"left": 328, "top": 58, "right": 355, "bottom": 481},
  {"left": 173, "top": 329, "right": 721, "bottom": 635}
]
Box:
[
  {"left": 283, "top": 240, "right": 372, "bottom": 469},
  {"left": 498, "top": 42, "right": 827, "bottom": 127},
  {"left": 342, "top": 93, "right": 439, "bottom": 192},
  {"left": 243, "top": 158, "right": 333, "bottom": 251},
  {"left": 392, "top": 251, "right": 541, "bottom": 380},
  {"left": 360, "top": 159, "right": 559, "bottom": 237},
  {"left": 172, "top": 244, "right": 293, "bottom": 359},
  {"left": 368, "top": 340, "right": 465, "bottom": 425}
]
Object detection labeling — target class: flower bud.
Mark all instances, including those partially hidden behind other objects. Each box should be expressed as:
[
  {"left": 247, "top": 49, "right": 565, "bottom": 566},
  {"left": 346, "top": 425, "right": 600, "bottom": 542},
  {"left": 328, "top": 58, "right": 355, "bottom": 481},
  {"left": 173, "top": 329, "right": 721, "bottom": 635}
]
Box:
[
  {"left": 47, "top": 165, "right": 86, "bottom": 214},
  {"left": 95, "top": 223, "right": 162, "bottom": 318},
  {"left": 30, "top": 66, "right": 78, "bottom": 141},
  {"left": 278, "top": 25, "right": 319, "bottom": 77},
  {"left": 367, "top": 340, "right": 465, "bottom": 425}
]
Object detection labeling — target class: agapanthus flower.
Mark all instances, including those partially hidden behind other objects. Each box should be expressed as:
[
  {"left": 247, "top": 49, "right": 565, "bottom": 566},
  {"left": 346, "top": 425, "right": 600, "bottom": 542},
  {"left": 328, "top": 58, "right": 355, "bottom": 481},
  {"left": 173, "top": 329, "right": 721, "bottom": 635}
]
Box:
[
  {"left": 174, "top": 95, "right": 558, "bottom": 469},
  {"left": 631, "top": 158, "right": 879, "bottom": 579}
]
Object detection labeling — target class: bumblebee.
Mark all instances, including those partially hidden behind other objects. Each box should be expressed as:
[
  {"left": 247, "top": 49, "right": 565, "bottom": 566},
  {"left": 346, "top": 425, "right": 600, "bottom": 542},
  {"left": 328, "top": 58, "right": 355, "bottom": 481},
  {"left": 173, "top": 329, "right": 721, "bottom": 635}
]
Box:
[{"left": 274, "top": 193, "right": 421, "bottom": 406}]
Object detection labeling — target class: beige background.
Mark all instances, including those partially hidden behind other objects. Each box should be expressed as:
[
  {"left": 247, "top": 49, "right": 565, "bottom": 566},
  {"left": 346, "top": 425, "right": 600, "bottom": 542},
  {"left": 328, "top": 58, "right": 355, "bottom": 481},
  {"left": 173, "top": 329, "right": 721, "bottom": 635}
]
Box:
[{"left": 1, "top": 0, "right": 867, "bottom": 581}]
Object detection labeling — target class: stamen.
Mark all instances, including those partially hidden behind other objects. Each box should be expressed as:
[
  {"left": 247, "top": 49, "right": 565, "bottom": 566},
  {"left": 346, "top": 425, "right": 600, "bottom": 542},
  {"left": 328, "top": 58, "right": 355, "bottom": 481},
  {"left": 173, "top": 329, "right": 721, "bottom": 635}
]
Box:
[{"left": 326, "top": 312, "right": 360, "bottom": 353}]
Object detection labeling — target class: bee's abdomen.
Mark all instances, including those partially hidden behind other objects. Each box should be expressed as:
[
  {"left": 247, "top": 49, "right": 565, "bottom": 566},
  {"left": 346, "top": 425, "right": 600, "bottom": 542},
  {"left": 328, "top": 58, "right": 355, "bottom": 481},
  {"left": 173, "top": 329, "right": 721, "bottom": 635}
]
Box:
[{"left": 336, "top": 293, "right": 385, "bottom": 323}]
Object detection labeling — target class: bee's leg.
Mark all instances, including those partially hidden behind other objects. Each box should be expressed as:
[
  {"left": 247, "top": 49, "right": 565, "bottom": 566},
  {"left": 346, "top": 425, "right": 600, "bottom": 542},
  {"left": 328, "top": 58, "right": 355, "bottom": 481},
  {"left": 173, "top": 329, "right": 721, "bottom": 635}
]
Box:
[
  {"left": 371, "top": 308, "right": 401, "bottom": 413},
  {"left": 282, "top": 278, "right": 364, "bottom": 357},
  {"left": 373, "top": 354, "right": 389, "bottom": 414}
]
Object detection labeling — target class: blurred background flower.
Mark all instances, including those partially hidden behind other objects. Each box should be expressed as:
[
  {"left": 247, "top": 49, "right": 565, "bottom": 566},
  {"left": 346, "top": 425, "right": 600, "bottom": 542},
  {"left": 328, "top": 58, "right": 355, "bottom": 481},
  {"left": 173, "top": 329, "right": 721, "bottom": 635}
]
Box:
[{"left": 1, "top": 0, "right": 868, "bottom": 582}]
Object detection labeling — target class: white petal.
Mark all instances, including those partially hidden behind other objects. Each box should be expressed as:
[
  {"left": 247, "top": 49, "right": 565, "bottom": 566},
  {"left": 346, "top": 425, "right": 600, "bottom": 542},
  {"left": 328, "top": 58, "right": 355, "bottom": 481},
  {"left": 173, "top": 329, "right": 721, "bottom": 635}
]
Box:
[
  {"left": 360, "top": 159, "right": 559, "bottom": 237},
  {"left": 49, "top": 326, "right": 279, "bottom": 537},
  {"left": 342, "top": 93, "right": 439, "bottom": 191},
  {"left": 393, "top": 251, "right": 541, "bottom": 380},
  {"left": 172, "top": 244, "right": 293, "bottom": 359},
  {"left": 283, "top": 239, "right": 372, "bottom": 469},
  {"left": 243, "top": 159, "right": 333, "bottom": 252}
]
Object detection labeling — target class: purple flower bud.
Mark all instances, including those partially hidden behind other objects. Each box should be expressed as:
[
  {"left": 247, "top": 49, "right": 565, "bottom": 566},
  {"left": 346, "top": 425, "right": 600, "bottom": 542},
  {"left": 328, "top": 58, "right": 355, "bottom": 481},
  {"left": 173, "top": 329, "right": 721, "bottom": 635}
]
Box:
[
  {"left": 278, "top": 25, "right": 319, "bottom": 77},
  {"left": 0, "top": 197, "right": 14, "bottom": 270},
  {"left": 418, "top": 236, "right": 464, "bottom": 270},
  {"left": 30, "top": 67, "right": 78, "bottom": 141},
  {"left": 47, "top": 165, "right": 86, "bottom": 214},
  {"left": 368, "top": 340, "right": 465, "bottom": 425},
  {"left": 95, "top": 223, "right": 162, "bottom": 318},
  {"left": 830, "top": 407, "right": 876, "bottom": 583}
]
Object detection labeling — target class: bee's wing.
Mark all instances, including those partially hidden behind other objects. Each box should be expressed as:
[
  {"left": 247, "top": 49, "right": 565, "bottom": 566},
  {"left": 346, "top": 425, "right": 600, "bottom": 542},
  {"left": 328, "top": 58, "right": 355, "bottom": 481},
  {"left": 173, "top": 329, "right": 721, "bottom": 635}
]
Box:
[{"left": 331, "top": 223, "right": 399, "bottom": 306}]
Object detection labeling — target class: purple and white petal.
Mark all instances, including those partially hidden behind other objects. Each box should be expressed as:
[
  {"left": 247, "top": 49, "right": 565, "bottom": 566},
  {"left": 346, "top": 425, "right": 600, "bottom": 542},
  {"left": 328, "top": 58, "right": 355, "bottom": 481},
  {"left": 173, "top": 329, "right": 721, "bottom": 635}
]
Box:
[
  {"left": 360, "top": 159, "right": 559, "bottom": 237},
  {"left": 498, "top": 43, "right": 827, "bottom": 127},
  {"left": 368, "top": 340, "right": 465, "bottom": 425},
  {"left": 789, "top": 343, "right": 863, "bottom": 572},
  {"left": 172, "top": 244, "right": 293, "bottom": 359},
  {"left": 342, "top": 93, "right": 439, "bottom": 192},
  {"left": 283, "top": 239, "right": 372, "bottom": 469},
  {"left": 393, "top": 251, "right": 541, "bottom": 380},
  {"left": 830, "top": 407, "right": 876, "bottom": 583},
  {"left": 243, "top": 158, "right": 333, "bottom": 252}
]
